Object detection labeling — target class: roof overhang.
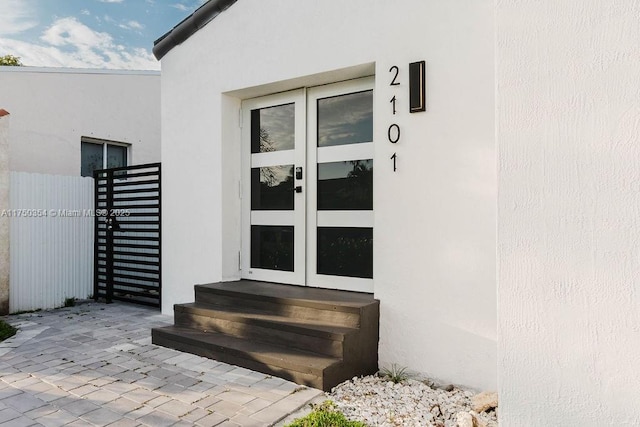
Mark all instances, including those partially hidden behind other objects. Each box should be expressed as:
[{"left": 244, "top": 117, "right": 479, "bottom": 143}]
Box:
[{"left": 153, "top": 0, "right": 238, "bottom": 61}]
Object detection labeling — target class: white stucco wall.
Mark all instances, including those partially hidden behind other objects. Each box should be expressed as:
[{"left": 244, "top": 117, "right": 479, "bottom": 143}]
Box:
[
  {"left": 0, "top": 112, "right": 10, "bottom": 314},
  {"left": 161, "top": 0, "right": 496, "bottom": 390},
  {"left": 0, "top": 67, "right": 161, "bottom": 175},
  {"left": 497, "top": 1, "right": 640, "bottom": 425}
]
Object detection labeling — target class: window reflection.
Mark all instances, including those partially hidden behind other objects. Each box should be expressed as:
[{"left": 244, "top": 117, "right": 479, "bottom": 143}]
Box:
[
  {"left": 317, "top": 227, "right": 373, "bottom": 278},
  {"left": 106, "top": 145, "right": 127, "bottom": 169},
  {"left": 318, "top": 90, "right": 373, "bottom": 147},
  {"left": 81, "top": 142, "right": 103, "bottom": 177},
  {"left": 251, "top": 103, "right": 295, "bottom": 153},
  {"left": 318, "top": 160, "right": 372, "bottom": 210},
  {"left": 251, "top": 226, "right": 294, "bottom": 271},
  {"left": 251, "top": 165, "right": 294, "bottom": 210}
]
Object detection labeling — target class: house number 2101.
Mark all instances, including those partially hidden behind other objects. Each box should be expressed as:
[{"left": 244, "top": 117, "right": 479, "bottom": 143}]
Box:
[{"left": 389, "top": 66, "right": 401, "bottom": 171}]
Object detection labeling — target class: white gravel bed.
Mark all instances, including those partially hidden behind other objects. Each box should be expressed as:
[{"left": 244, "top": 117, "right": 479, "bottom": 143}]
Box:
[{"left": 329, "top": 375, "right": 498, "bottom": 427}]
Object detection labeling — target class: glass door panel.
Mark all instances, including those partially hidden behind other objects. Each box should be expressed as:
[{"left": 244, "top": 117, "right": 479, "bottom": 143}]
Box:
[
  {"left": 241, "top": 90, "right": 306, "bottom": 285},
  {"left": 317, "top": 160, "right": 373, "bottom": 210},
  {"left": 307, "top": 77, "right": 374, "bottom": 292}
]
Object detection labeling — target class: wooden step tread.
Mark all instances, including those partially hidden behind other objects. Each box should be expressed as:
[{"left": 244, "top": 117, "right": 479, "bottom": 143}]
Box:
[
  {"left": 176, "top": 303, "right": 357, "bottom": 340},
  {"left": 153, "top": 325, "right": 341, "bottom": 376},
  {"left": 196, "top": 280, "right": 376, "bottom": 312}
]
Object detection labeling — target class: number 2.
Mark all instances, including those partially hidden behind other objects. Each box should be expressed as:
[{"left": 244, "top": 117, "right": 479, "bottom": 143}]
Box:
[{"left": 389, "top": 66, "right": 399, "bottom": 86}]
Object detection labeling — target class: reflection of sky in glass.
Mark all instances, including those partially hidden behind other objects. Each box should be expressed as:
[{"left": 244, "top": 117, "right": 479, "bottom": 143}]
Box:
[
  {"left": 259, "top": 165, "right": 293, "bottom": 187},
  {"left": 318, "top": 90, "right": 373, "bottom": 147},
  {"left": 256, "top": 103, "right": 295, "bottom": 152},
  {"left": 318, "top": 160, "right": 373, "bottom": 180}
]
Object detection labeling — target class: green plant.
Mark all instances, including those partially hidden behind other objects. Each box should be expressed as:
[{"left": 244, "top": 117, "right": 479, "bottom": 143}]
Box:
[
  {"left": 0, "top": 320, "right": 17, "bottom": 341},
  {"left": 285, "top": 401, "right": 366, "bottom": 427},
  {"left": 379, "top": 364, "right": 410, "bottom": 384},
  {"left": 0, "top": 55, "right": 22, "bottom": 66},
  {"left": 64, "top": 297, "right": 76, "bottom": 307},
  {"left": 10, "top": 308, "right": 41, "bottom": 315}
]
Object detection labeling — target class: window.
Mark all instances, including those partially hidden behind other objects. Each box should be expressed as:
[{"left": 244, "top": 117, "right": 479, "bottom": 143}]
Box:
[{"left": 81, "top": 137, "right": 128, "bottom": 177}]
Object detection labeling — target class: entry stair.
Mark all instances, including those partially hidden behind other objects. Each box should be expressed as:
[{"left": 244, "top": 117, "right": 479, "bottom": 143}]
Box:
[{"left": 152, "top": 280, "right": 380, "bottom": 391}]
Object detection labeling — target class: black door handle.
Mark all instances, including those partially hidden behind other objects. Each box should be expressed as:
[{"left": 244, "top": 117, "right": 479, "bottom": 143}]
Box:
[{"left": 294, "top": 186, "right": 302, "bottom": 193}]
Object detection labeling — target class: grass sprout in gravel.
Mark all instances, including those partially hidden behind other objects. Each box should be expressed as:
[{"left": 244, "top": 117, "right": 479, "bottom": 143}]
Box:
[
  {"left": 329, "top": 375, "right": 498, "bottom": 427},
  {"left": 285, "top": 400, "right": 366, "bottom": 427}
]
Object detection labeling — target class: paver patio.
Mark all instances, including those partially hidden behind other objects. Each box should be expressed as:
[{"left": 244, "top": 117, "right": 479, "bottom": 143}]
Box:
[{"left": 0, "top": 302, "right": 323, "bottom": 426}]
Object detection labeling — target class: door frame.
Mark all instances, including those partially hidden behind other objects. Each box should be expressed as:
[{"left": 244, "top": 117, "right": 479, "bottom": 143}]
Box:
[{"left": 240, "top": 77, "right": 374, "bottom": 292}]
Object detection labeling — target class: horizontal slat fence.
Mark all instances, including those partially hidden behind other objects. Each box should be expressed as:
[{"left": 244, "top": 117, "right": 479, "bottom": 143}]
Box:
[
  {"left": 9, "top": 172, "right": 94, "bottom": 312},
  {"left": 94, "top": 163, "right": 161, "bottom": 307}
]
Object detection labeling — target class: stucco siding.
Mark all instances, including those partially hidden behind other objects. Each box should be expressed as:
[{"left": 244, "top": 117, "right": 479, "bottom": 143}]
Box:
[
  {"left": 497, "top": 0, "right": 640, "bottom": 424},
  {"left": 160, "top": 0, "right": 496, "bottom": 390},
  {"left": 0, "top": 67, "right": 160, "bottom": 175}
]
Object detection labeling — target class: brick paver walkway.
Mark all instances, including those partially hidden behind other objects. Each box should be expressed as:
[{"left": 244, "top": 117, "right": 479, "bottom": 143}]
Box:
[{"left": 0, "top": 302, "right": 323, "bottom": 426}]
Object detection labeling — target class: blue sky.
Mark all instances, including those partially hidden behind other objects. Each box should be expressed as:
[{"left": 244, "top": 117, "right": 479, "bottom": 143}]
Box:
[{"left": 0, "top": 0, "right": 207, "bottom": 70}]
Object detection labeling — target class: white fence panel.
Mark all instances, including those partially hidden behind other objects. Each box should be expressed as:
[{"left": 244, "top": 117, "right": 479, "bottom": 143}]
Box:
[{"left": 9, "top": 172, "right": 94, "bottom": 312}]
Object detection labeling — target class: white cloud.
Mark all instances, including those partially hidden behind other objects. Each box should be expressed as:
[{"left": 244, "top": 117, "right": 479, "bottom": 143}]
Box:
[
  {"left": 41, "top": 17, "right": 112, "bottom": 49},
  {"left": 0, "top": 17, "right": 158, "bottom": 70},
  {"left": 98, "top": 0, "right": 125, "bottom": 3},
  {"left": 81, "top": 10, "right": 91, "bottom": 16},
  {"left": 119, "top": 20, "right": 144, "bottom": 31},
  {"left": 171, "top": 4, "right": 189, "bottom": 12},
  {"left": 0, "top": 0, "right": 38, "bottom": 35}
]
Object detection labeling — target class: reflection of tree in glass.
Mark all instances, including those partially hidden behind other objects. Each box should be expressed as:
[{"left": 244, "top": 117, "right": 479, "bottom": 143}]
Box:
[
  {"left": 342, "top": 160, "right": 373, "bottom": 205},
  {"left": 259, "top": 127, "right": 276, "bottom": 152},
  {"left": 318, "top": 228, "right": 373, "bottom": 278},
  {"left": 261, "top": 229, "right": 293, "bottom": 271},
  {"left": 259, "top": 127, "right": 279, "bottom": 186},
  {"left": 347, "top": 160, "right": 372, "bottom": 178}
]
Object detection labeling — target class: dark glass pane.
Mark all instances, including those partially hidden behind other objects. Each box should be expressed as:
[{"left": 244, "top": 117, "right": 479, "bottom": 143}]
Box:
[
  {"left": 251, "top": 226, "right": 294, "bottom": 271},
  {"left": 317, "top": 227, "right": 373, "bottom": 278},
  {"left": 81, "top": 142, "right": 103, "bottom": 177},
  {"left": 251, "top": 165, "right": 294, "bottom": 210},
  {"left": 106, "top": 144, "right": 127, "bottom": 169},
  {"left": 318, "top": 160, "right": 373, "bottom": 210},
  {"left": 251, "top": 103, "right": 295, "bottom": 153},
  {"left": 318, "top": 90, "right": 373, "bottom": 147}
]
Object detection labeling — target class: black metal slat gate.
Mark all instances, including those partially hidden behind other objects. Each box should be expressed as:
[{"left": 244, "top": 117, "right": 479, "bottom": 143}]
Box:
[{"left": 94, "top": 163, "right": 161, "bottom": 308}]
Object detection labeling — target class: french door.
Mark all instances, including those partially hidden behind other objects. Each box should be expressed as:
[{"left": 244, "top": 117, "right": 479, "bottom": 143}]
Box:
[{"left": 241, "top": 77, "right": 374, "bottom": 292}]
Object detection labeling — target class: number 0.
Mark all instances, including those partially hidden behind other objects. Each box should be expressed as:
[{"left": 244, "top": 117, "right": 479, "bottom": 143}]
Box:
[{"left": 388, "top": 124, "right": 400, "bottom": 143}]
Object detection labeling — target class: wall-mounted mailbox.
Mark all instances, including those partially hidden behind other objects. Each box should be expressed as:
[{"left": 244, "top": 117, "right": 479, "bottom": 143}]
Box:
[{"left": 409, "top": 60, "right": 426, "bottom": 113}]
